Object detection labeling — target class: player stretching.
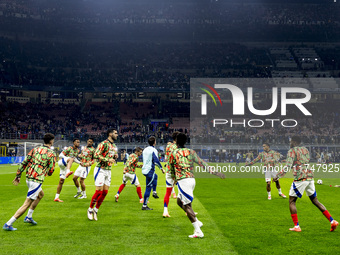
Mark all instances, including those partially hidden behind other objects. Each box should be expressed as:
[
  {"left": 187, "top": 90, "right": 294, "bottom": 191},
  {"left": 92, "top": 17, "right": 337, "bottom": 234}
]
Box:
[
  {"left": 141, "top": 136, "right": 165, "bottom": 210},
  {"left": 163, "top": 131, "right": 179, "bottom": 218},
  {"left": 73, "top": 138, "right": 95, "bottom": 199},
  {"left": 274, "top": 136, "right": 338, "bottom": 232},
  {"left": 115, "top": 147, "right": 144, "bottom": 203},
  {"left": 87, "top": 129, "right": 118, "bottom": 221},
  {"left": 246, "top": 143, "right": 286, "bottom": 200},
  {"left": 3, "top": 133, "right": 56, "bottom": 231},
  {"left": 169, "top": 133, "right": 225, "bottom": 238},
  {"left": 54, "top": 138, "right": 81, "bottom": 202}
]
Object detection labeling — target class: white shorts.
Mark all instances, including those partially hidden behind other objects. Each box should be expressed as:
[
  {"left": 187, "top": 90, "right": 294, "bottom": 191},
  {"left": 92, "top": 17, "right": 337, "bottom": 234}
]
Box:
[
  {"left": 74, "top": 165, "right": 91, "bottom": 179},
  {"left": 58, "top": 157, "right": 71, "bottom": 170},
  {"left": 122, "top": 172, "right": 140, "bottom": 186},
  {"left": 165, "top": 172, "right": 175, "bottom": 188},
  {"left": 264, "top": 171, "right": 278, "bottom": 182},
  {"left": 289, "top": 180, "right": 316, "bottom": 198},
  {"left": 26, "top": 180, "right": 42, "bottom": 200},
  {"left": 177, "top": 178, "right": 195, "bottom": 205},
  {"left": 246, "top": 158, "right": 251, "bottom": 163},
  {"left": 94, "top": 167, "right": 111, "bottom": 187}
]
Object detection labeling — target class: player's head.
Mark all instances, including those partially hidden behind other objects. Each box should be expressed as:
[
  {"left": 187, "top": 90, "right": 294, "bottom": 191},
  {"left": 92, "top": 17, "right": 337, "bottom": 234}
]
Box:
[
  {"left": 73, "top": 138, "right": 80, "bottom": 148},
  {"left": 134, "top": 147, "right": 143, "bottom": 156},
  {"left": 176, "top": 133, "right": 187, "bottom": 148},
  {"left": 148, "top": 136, "right": 156, "bottom": 146},
  {"left": 290, "top": 136, "right": 301, "bottom": 148},
  {"left": 172, "top": 131, "right": 180, "bottom": 143},
  {"left": 44, "top": 133, "right": 55, "bottom": 146},
  {"left": 87, "top": 137, "right": 94, "bottom": 147},
  {"left": 262, "top": 143, "right": 270, "bottom": 152},
  {"left": 107, "top": 128, "right": 118, "bottom": 141}
]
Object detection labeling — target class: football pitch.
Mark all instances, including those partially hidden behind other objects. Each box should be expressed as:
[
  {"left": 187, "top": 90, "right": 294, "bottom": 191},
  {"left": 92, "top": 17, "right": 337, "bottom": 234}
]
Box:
[{"left": 1, "top": 163, "right": 340, "bottom": 255}]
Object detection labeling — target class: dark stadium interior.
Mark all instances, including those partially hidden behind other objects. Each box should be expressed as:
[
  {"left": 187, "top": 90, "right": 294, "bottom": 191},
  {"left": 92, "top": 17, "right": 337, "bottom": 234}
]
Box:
[{"left": 1, "top": 0, "right": 340, "bottom": 160}]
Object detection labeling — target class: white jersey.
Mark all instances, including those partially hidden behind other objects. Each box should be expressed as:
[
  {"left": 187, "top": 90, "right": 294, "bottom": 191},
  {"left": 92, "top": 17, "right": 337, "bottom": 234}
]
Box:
[{"left": 142, "top": 146, "right": 162, "bottom": 175}]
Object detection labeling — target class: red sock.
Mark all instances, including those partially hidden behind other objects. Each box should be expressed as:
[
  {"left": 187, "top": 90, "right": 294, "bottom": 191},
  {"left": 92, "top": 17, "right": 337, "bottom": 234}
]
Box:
[
  {"left": 163, "top": 187, "right": 173, "bottom": 208},
  {"left": 323, "top": 210, "right": 334, "bottom": 222},
  {"left": 291, "top": 214, "right": 299, "bottom": 226},
  {"left": 118, "top": 184, "right": 126, "bottom": 195},
  {"left": 90, "top": 190, "right": 102, "bottom": 209},
  {"left": 136, "top": 186, "right": 143, "bottom": 199},
  {"left": 96, "top": 190, "right": 108, "bottom": 209}
]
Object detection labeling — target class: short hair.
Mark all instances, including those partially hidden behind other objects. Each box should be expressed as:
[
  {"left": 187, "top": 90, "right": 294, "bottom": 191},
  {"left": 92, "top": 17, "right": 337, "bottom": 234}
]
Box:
[
  {"left": 107, "top": 128, "right": 117, "bottom": 137},
  {"left": 73, "top": 138, "right": 80, "bottom": 143},
  {"left": 263, "top": 143, "right": 270, "bottom": 147},
  {"left": 172, "top": 131, "right": 180, "bottom": 141},
  {"left": 134, "top": 147, "right": 143, "bottom": 153},
  {"left": 176, "top": 133, "right": 187, "bottom": 147},
  {"left": 291, "top": 136, "right": 301, "bottom": 145},
  {"left": 148, "top": 136, "right": 156, "bottom": 146},
  {"left": 44, "top": 133, "right": 55, "bottom": 144},
  {"left": 88, "top": 137, "right": 94, "bottom": 141}
]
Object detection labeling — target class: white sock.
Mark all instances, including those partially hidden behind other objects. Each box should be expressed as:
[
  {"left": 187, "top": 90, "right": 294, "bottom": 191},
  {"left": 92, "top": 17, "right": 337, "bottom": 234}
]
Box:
[
  {"left": 82, "top": 191, "right": 86, "bottom": 195},
  {"left": 94, "top": 207, "right": 98, "bottom": 213},
  {"left": 278, "top": 188, "right": 282, "bottom": 195},
  {"left": 172, "top": 187, "right": 175, "bottom": 194},
  {"left": 153, "top": 191, "right": 157, "bottom": 194},
  {"left": 267, "top": 192, "right": 271, "bottom": 196},
  {"left": 164, "top": 207, "right": 168, "bottom": 214},
  {"left": 88, "top": 207, "right": 93, "bottom": 212},
  {"left": 192, "top": 221, "right": 201, "bottom": 232},
  {"left": 77, "top": 187, "right": 81, "bottom": 192},
  {"left": 55, "top": 194, "right": 60, "bottom": 199},
  {"left": 27, "top": 209, "right": 34, "bottom": 218},
  {"left": 6, "top": 216, "right": 17, "bottom": 226}
]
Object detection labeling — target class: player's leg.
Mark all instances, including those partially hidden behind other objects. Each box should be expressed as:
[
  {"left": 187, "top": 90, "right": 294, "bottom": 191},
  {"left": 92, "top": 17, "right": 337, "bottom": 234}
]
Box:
[
  {"left": 266, "top": 181, "right": 271, "bottom": 200},
  {"left": 78, "top": 167, "right": 90, "bottom": 199},
  {"left": 172, "top": 186, "right": 177, "bottom": 198},
  {"left": 73, "top": 175, "right": 82, "bottom": 198},
  {"left": 4, "top": 197, "right": 33, "bottom": 231},
  {"left": 54, "top": 178, "right": 65, "bottom": 202},
  {"left": 92, "top": 171, "right": 111, "bottom": 220},
  {"left": 131, "top": 174, "right": 143, "bottom": 203},
  {"left": 115, "top": 174, "right": 127, "bottom": 202},
  {"left": 142, "top": 172, "right": 154, "bottom": 210},
  {"left": 88, "top": 167, "right": 104, "bottom": 220},
  {"left": 307, "top": 181, "right": 338, "bottom": 231},
  {"left": 65, "top": 158, "right": 75, "bottom": 178},
  {"left": 24, "top": 189, "right": 44, "bottom": 225},
  {"left": 152, "top": 173, "right": 159, "bottom": 198},
  {"left": 275, "top": 179, "right": 286, "bottom": 198},
  {"left": 288, "top": 181, "right": 303, "bottom": 232},
  {"left": 163, "top": 173, "right": 174, "bottom": 217}
]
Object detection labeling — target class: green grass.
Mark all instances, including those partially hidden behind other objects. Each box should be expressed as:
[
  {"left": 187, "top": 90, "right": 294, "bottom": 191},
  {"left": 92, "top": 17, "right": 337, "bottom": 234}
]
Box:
[{"left": 1, "top": 163, "right": 340, "bottom": 254}]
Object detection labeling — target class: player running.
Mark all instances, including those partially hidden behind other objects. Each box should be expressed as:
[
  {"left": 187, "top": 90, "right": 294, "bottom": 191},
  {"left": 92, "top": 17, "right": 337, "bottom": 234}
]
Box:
[
  {"left": 169, "top": 133, "right": 225, "bottom": 238},
  {"left": 73, "top": 138, "right": 95, "bottom": 199},
  {"left": 115, "top": 147, "right": 144, "bottom": 203},
  {"left": 3, "top": 133, "right": 56, "bottom": 231},
  {"left": 141, "top": 136, "right": 165, "bottom": 210},
  {"left": 54, "top": 138, "right": 81, "bottom": 202},
  {"left": 163, "top": 131, "right": 179, "bottom": 218},
  {"left": 245, "top": 143, "right": 286, "bottom": 200},
  {"left": 273, "top": 136, "right": 338, "bottom": 232},
  {"left": 87, "top": 129, "right": 118, "bottom": 221}
]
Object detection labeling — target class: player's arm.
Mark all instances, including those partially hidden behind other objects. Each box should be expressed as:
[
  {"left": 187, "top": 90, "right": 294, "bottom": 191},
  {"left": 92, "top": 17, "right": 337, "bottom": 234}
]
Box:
[
  {"left": 14, "top": 148, "right": 34, "bottom": 185},
  {"left": 152, "top": 149, "right": 164, "bottom": 173},
  {"left": 274, "top": 149, "right": 295, "bottom": 181},
  {"left": 47, "top": 152, "right": 57, "bottom": 176},
  {"left": 168, "top": 151, "right": 176, "bottom": 179},
  {"left": 247, "top": 153, "right": 262, "bottom": 165},
  {"left": 192, "top": 150, "right": 225, "bottom": 179}
]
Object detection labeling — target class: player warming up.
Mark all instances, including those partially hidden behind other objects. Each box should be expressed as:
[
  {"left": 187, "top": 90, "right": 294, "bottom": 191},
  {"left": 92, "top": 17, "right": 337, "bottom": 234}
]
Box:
[
  {"left": 115, "top": 147, "right": 144, "bottom": 203},
  {"left": 141, "top": 136, "right": 165, "bottom": 210},
  {"left": 246, "top": 143, "right": 286, "bottom": 200},
  {"left": 73, "top": 138, "right": 95, "bottom": 199},
  {"left": 3, "top": 133, "right": 56, "bottom": 231},
  {"left": 169, "top": 133, "right": 225, "bottom": 238},
  {"left": 87, "top": 129, "right": 118, "bottom": 221},
  {"left": 54, "top": 138, "right": 81, "bottom": 202},
  {"left": 163, "top": 131, "right": 179, "bottom": 218},
  {"left": 273, "top": 136, "right": 338, "bottom": 232}
]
